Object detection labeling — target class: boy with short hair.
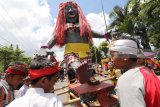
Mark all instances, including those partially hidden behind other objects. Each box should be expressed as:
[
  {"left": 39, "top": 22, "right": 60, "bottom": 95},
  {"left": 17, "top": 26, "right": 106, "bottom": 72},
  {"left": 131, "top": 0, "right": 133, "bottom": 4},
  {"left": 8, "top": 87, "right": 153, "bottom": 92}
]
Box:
[
  {"left": 7, "top": 54, "right": 63, "bottom": 107},
  {"left": 0, "top": 61, "right": 28, "bottom": 107}
]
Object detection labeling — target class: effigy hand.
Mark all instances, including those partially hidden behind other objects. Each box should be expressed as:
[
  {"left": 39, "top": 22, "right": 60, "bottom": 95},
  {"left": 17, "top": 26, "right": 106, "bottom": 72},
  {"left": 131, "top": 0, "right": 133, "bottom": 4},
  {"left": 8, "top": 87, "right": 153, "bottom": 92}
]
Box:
[
  {"left": 104, "top": 31, "right": 112, "bottom": 41},
  {"left": 76, "top": 64, "right": 90, "bottom": 84},
  {"left": 70, "top": 61, "right": 90, "bottom": 84}
]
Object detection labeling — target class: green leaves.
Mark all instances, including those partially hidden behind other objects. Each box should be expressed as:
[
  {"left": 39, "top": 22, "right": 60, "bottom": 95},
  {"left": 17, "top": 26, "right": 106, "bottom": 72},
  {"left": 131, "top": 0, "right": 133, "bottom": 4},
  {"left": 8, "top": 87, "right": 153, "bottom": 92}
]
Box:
[
  {"left": 0, "top": 45, "right": 31, "bottom": 72},
  {"left": 109, "top": 0, "right": 160, "bottom": 49}
]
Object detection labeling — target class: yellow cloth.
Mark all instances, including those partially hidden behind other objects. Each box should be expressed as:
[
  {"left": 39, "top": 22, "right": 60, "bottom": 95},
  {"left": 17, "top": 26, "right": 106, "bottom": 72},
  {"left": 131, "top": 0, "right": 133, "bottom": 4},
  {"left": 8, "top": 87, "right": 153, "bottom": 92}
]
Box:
[
  {"left": 108, "top": 69, "right": 121, "bottom": 85},
  {"left": 65, "top": 43, "right": 90, "bottom": 58}
]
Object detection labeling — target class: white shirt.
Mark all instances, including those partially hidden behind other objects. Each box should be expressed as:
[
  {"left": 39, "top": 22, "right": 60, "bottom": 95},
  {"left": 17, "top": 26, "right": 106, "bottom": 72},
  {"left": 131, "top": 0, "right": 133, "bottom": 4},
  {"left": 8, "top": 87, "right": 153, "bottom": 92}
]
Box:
[
  {"left": 7, "top": 88, "right": 63, "bottom": 107},
  {"left": 16, "top": 84, "right": 29, "bottom": 98},
  {"left": 117, "top": 66, "right": 146, "bottom": 107}
]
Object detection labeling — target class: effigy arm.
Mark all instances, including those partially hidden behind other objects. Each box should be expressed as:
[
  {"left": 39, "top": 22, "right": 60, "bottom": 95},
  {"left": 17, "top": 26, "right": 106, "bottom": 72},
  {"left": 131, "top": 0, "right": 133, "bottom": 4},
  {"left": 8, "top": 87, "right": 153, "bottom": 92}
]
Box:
[
  {"left": 41, "top": 33, "right": 57, "bottom": 49},
  {"left": 92, "top": 31, "right": 112, "bottom": 41},
  {"left": 92, "top": 31, "right": 105, "bottom": 38}
]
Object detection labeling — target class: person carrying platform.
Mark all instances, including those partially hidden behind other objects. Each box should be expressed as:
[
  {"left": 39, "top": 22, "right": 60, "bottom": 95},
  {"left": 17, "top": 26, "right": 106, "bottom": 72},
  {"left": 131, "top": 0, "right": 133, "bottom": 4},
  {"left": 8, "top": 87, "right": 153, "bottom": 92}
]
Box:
[
  {"left": 109, "top": 39, "right": 160, "bottom": 107},
  {"left": 7, "top": 54, "right": 63, "bottom": 107},
  {"left": 0, "top": 61, "right": 28, "bottom": 107}
]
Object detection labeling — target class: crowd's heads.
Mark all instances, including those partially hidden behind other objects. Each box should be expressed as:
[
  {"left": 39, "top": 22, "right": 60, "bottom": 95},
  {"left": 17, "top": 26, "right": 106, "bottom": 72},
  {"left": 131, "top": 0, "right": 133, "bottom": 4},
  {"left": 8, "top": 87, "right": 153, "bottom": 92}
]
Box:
[
  {"left": 6, "top": 61, "right": 29, "bottom": 77},
  {"left": 29, "top": 54, "right": 59, "bottom": 81}
]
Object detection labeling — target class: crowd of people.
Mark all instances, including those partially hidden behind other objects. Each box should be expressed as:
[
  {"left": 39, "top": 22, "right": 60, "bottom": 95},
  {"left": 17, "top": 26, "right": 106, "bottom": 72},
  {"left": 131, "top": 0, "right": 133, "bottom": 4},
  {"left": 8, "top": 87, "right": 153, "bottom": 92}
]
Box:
[
  {"left": 0, "top": 53, "right": 63, "bottom": 107},
  {"left": 0, "top": 39, "right": 159, "bottom": 107}
]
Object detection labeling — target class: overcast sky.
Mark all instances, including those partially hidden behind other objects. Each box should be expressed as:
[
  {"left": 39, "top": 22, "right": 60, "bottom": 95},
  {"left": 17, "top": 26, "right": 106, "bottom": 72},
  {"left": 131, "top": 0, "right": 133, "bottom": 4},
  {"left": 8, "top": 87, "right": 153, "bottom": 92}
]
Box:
[{"left": 0, "top": 0, "right": 127, "bottom": 61}]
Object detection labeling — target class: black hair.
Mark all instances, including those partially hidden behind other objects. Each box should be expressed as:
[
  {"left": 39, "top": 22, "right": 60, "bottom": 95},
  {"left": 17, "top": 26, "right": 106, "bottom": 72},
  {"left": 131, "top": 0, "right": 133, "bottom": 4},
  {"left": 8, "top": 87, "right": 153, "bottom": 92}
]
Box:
[
  {"left": 9, "top": 61, "right": 26, "bottom": 66},
  {"left": 29, "top": 55, "right": 58, "bottom": 85},
  {"left": 29, "top": 55, "right": 53, "bottom": 70}
]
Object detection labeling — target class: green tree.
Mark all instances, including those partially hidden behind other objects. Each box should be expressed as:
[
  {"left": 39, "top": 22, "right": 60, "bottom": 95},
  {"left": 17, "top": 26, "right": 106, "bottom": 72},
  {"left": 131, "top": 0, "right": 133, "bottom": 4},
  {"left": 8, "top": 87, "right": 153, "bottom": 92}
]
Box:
[
  {"left": 90, "top": 46, "right": 102, "bottom": 64},
  {"left": 109, "top": 0, "right": 135, "bottom": 34},
  {"left": 0, "top": 45, "right": 32, "bottom": 72},
  {"left": 13, "top": 45, "right": 24, "bottom": 61},
  {"left": 109, "top": 0, "right": 155, "bottom": 50},
  {"left": 139, "top": 0, "right": 160, "bottom": 48},
  {"left": 0, "top": 46, "right": 14, "bottom": 72},
  {"left": 98, "top": 41, "right": 109, "bottom": 58}
]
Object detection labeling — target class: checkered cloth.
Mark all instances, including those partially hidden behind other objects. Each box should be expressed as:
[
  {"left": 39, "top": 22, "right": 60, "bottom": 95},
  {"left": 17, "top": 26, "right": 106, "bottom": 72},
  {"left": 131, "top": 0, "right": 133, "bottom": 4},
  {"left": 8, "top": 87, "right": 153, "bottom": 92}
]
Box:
[{"left": 64, "top": 53, "right": 92, "bottom": 70}]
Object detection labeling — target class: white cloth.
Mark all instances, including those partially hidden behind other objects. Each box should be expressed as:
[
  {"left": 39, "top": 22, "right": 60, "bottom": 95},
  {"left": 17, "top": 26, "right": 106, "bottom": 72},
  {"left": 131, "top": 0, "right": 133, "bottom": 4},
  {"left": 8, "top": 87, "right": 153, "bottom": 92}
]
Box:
[
  {"left": 117, "top": 66, "right": 146, "bottom": 107},
  {"left": 7, "top": 88, "right": 63, "bottom": 107},
  {"left": 109, "top": 39, "right": 144, "bottom": 57},
  {"left": 16, "top": 84, "right": 29, "bottom": 98}
]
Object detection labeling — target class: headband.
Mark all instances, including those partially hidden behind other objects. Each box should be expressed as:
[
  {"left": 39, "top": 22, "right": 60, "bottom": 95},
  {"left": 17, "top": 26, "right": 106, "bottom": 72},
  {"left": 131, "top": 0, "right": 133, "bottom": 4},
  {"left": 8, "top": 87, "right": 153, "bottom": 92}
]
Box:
[{"left": 29, "top": 65, "right": 58, "bottom": 80}]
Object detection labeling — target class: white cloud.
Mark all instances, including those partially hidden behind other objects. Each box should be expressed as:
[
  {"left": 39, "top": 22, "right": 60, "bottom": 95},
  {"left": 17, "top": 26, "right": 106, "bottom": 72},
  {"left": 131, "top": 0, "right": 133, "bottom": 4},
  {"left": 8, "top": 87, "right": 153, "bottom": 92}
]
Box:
[
  {"left": 86, "top": 12, "right": 110, "bottom": 47},
  {"left": 0, "top": 0, "right": 53, "bottom": 56},
  {"left": 87, "top": 12, "right": 110, "bottom": 35},
  {"left": 0, "top": 0, "right": 110, "bottom": 61}
]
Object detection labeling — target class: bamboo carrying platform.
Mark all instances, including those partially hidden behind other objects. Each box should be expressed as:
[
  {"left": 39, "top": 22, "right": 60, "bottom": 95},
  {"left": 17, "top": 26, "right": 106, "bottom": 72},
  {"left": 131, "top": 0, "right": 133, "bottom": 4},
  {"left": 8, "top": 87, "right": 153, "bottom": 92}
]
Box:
[{"left": 69, "top": 82, "right": 118, "bottom": 107}]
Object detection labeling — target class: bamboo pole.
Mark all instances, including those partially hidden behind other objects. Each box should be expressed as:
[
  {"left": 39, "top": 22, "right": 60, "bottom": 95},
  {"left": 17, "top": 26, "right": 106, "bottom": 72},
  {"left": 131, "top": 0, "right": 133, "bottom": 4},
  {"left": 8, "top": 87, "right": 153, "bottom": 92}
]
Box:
[
  {"left": 54, "top": 82, "right": 78, "bottom": 91},
  {"left": 54, "top": 85, "right": 69, "bottom": 91},
  {"left": 99, "top": 76, "right": 114, "bottom": 82},
  {"left": 63, "top": 98, "right": 80, "bottom": 106},
  {"left": 56, "top": 90, "right": 69, "bottom": 95},
  {"left": 63, "top": 98, "right": 88, "bottom": 107},
  {"left": 110, "top": 94, "right": 118, "bottom": 100},
  {"left": 63, "top": 93, "right": 119, "bottom": 106}
]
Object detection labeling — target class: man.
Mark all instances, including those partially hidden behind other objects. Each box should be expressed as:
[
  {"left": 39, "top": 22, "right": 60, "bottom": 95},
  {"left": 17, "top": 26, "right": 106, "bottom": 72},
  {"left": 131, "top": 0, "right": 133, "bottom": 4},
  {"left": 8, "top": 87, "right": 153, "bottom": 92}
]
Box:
[
  {"left": 16, "top": 76, "right": 30, "bottom": 98},
  {"left": 7, "top": 54, "right": 63, "bottom": 107},
  {"left": 41, "top": 1, "right": 106, "bottom": 85},
  {"left": 107, "top": 62, "right": 121, "bottom": 85},
  {"left": 0, "top": 61, "right": 28, "bottom": 107},
  {"left": 109, "top": 39, "right": 160, "bottom": 107}
]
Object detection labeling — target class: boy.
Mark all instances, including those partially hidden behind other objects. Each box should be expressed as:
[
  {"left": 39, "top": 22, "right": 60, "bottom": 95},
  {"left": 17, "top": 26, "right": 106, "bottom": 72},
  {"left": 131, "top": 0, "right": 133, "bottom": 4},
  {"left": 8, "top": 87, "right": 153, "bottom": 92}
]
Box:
[
  {"left": 7, "top": 54, "right": 63, "bottom": 107},
  {"left": 0, "top": 61, "right": 28, "bottom": 107},
  {"left": 109, "top": 39, "right": 160, "bottom": 107}
]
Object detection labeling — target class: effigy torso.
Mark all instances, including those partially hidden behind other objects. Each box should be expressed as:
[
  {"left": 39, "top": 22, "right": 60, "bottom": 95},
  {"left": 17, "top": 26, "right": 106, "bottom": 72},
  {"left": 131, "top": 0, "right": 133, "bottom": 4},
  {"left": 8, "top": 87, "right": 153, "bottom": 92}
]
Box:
[
  {"left": 65, "top": 23, "right": 89, "bottom": 43},
  {"left": 65, "top": 23, "right": 90, "bottom": 58},
  {"left": 66, "top": 31, "right": 88, "bottom": 43}
]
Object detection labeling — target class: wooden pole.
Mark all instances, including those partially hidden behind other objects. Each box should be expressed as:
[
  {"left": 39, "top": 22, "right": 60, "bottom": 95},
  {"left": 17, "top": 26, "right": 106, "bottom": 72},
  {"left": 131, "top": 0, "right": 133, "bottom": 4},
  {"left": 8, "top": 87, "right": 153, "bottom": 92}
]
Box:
[
  {"left": 54, "top": 85, "right": 69, "bottom": 91},
  {"left": 100, "top": 76, "right": 114, "bottom": 82},
  {"left": 56, "top": 90, "right": 69, "bottom": 95},
  {"left": 109, "top": 94, "right": 118, "bottom": 100},
  {"left": 54, "top": 82, "right": 78, "bottom": 91},
  {"left": 63, "top": 98, "right": 80, "bottom": 105}
]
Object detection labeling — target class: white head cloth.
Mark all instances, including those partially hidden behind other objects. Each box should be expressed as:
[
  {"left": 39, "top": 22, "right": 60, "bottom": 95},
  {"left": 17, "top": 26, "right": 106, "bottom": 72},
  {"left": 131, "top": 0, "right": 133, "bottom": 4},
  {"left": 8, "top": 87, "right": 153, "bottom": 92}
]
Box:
[{"left": 109, "top": 39, "right": 144, "bottom": 57}]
